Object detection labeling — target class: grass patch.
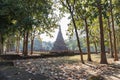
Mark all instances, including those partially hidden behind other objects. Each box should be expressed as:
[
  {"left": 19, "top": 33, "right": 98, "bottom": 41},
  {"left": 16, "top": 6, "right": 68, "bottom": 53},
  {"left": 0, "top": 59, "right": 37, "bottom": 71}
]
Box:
[
  {"left": 67, "top": 54, "right": 100, "bottom": 63},
  {"left": 61, "top": 53, "right": 118, "bottom": 64}
]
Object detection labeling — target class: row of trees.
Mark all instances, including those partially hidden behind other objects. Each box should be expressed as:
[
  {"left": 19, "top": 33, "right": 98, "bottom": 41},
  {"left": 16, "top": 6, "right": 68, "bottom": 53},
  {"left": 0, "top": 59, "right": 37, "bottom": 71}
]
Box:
[
  {"left": 0, "top": 0, "right": 120, "bottom": 64},
  {"left": 59, "top": 0, "right": 120, "bottom": 64},
  {"left": 0, "top": 0, "right": 58, "bottom": 56}
]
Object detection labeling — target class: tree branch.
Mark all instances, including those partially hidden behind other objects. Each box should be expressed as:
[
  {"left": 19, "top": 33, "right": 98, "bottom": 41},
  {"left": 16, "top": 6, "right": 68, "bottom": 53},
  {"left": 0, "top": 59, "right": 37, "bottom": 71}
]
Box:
[{"left": 60, "top": 0, "right": 69, "bottom": 10}]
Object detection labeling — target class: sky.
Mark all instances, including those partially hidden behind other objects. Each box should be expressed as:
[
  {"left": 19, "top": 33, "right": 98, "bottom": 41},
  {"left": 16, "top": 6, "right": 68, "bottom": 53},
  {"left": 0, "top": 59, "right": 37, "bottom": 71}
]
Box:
[{"left": 41, "top": 14, "right": 70, "bottom": 42}]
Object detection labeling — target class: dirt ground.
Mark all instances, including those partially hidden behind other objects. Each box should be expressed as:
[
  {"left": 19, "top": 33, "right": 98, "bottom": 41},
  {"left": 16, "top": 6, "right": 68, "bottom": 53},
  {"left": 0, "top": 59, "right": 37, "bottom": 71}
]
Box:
[
  {"left": 14, "top": 55, "right": 120, "bottom": 80},
  {"left": 0, "top": 54, "right": 120, "bottom": 80},
  {"left": 0, "top": 66, "right": 48, "bottom": 80}
]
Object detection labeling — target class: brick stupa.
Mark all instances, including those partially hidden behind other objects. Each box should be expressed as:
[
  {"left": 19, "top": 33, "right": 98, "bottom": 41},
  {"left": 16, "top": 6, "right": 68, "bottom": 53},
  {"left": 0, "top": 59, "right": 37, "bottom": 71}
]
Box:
[{"left": 52, "top": 26, "right": 68, "bottom": 51}]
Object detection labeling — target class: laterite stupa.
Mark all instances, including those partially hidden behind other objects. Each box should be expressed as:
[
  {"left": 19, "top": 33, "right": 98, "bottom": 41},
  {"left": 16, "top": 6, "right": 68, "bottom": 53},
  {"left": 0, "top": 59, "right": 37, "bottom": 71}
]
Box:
[{"left": 52, "top": 26, "right": 68, "bottom": 51}]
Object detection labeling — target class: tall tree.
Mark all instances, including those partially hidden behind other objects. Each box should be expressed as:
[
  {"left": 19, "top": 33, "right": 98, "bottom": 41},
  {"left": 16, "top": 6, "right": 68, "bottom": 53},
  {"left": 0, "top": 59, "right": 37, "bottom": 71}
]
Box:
[
  {"left": 15, "top": 0, "right": 57, "bottom": 56},
  {"left": 75, "top": 0, "right": 92, "bottom": 61},
  {"left": 107, "top": 17, "right": 114, "bottom": 58},
  {"left": 84, "top": 18, "right": 92, "bottom": 61},
  {"left": 109, "top": 0, "right": 119, "bottom": 61},
  {"left": 60, "top": 0, "right": 84, "bottom": 63},
  {"left": 0, "top": 0, "right": 16, "bottom": 54},
  {"left": 15, "top": 33, "right": 20, "bottom": 54},
  {"left": 89, "top": 18, "right": 100, "bottom": 54},
  {"left": 97, "top": 0, "right": 108, "bottom": 64}
]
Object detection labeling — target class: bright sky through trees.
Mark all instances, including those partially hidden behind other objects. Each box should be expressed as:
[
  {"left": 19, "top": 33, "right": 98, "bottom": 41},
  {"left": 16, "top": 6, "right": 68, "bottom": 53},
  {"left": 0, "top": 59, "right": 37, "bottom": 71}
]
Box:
[{"left": 41, "top": 13, "right": 70, "bottom": 42}]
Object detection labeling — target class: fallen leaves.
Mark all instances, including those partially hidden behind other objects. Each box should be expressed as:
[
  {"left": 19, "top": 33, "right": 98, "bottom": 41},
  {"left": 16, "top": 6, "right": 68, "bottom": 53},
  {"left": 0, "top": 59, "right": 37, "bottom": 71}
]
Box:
[{"left": 14, "top": 57, "right": 120, "bottom": 80}]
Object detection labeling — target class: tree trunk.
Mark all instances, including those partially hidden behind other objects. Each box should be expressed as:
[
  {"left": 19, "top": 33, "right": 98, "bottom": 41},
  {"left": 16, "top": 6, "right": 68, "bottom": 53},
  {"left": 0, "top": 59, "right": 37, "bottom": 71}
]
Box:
[
  {"left": 26, "top": 31, "right": 29, "bottom": 56},
  {"left": 30, "top": 35, "right": 34, "bottom": 55},
  {"left": 6, "top": 39, "right": 10, "bottom": 52},
  {"left": 23, "top": 31, "right": 29, "bottom": 56},
  {"left": 1, "top": 36, "right": 4, "bottom": 54},
  {"left": 0, "top": 33, "right": 4, "bottom": 54},
  {"left": 94, "top": 42, "right": 98, "bottom": 54},
  {"left": 6, "top": 41, "right": 8, "bottom": 52},
  {"left": 97, "top": 0, "right": 108, "bottom": 64},
  {"left": 84, "top": 18, "right": 92, "bottom": 61},
  {"left": 110, "top": 0, "right": 118, "bottom": 61},
  {"left": 18, "top": 36, "right": 20, "bottom": 53},
  {"left": 23, "top": 32, "right": 27, "bottom": 56},
  {"left": 0, "top": 33, "right": 2, "bottom": 54},
  {"left": 16, "top": 36, "right": 18, "bottom": 54},
  {"left": 23, "top": 33, "right": 25, "bottom": 55},
  {"left": 70, "top": 11, "right": 84, "bottom": 64},
  {"left": 16, "top": 35, "right": 20, "bottom": 54},
  {"left": 1, "top": 42, "right": 4, "bottom": 54},
  {"left": 108, "top": 18, "right": 114, "bottom": 58}
]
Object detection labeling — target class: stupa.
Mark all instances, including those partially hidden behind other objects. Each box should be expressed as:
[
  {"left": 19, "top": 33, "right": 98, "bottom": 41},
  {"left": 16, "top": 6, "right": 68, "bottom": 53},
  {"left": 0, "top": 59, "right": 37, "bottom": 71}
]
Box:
[{"left": 52, "top": 26, "right": 68, "bottom": 51}]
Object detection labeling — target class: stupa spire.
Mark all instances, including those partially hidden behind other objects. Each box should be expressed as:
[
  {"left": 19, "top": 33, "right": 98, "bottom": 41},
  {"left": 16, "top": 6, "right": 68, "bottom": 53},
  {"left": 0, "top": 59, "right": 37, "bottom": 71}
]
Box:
[{"left": 52, "top": 26, "right": 68, "bottom": 51}]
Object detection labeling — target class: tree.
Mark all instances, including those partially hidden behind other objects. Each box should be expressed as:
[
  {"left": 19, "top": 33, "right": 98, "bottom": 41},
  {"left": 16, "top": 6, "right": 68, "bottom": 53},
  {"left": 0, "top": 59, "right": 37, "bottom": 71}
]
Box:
[
  {"left": 107, "top": 17, "right": 114, "bottom": 57},
  {"left": 89, "top": 27, "right": 99, "bottom": 54},
  {"left": 109, "top": 0, "right": 119, "bottom": 61},
  {"left": 97, "top": 0, "right": 108, "bottom": 64},
  {"left": 15, "top": 32, "right": 21, "bottom": 54},
  {"left": 0, "top": 0, "right": 58, "bottom": 56},
  {"left": 75, "top": 0, "right": 92, "bottom": 61},
  {"left": 114, "top": 0, "right": 120, "bottom": 56},
  {"left": 15, "top": 0, "right": 57, "bottom": 56},
  {"left": 0, "top": 0, "right": 17, "bottom": 54},
  {"left": 60, "top": 0, "right": 84, "bottom": 63}
]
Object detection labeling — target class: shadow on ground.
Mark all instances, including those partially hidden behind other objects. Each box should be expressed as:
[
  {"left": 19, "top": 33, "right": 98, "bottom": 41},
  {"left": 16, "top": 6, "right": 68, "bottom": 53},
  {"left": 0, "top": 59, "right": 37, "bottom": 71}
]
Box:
[{"left": 0, "top": 66, "right": 48, "bottom": 80}]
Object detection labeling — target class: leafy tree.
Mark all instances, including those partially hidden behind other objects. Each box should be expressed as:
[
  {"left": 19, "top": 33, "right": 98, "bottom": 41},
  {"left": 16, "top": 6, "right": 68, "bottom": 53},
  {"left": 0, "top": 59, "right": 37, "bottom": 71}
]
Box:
[
  {"left": 109, "top": 0, "right": 119, "bottom": 61},
  {"left": 15, "top": 0, "right": 58, "bottom": 56},
  {"left": 75, "top": 0, "right": 92, "bottom": 61},
  {"left": 107, "top": 17, "right": 114, "bottom": 57},
  {"left": 114, "top": 0, "right": 120, "bottom": 27},
  {"left": 0, "top": 0, "right": 17, "bottom": 54},
  {"left": 96, "top": 0, "right": 108, "bottom": 64},
  {"left": 60, "top": 0, "right": 84, "bottom": 63}
]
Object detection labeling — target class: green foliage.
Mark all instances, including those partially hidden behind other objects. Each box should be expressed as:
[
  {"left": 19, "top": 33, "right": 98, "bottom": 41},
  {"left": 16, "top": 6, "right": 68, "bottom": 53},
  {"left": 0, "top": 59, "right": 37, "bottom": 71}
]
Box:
[
  {"left": 0, "top": 0, "right": 59, "bottom": 54},
  {"left": 0, "top": 0, "right": 17, "bottom": 42},
  {"left": 1, "top": 0, "right": 120, "bottom": 56},
  {"left": 114, "top": 0, "right": 120, "bottom": 26}
]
